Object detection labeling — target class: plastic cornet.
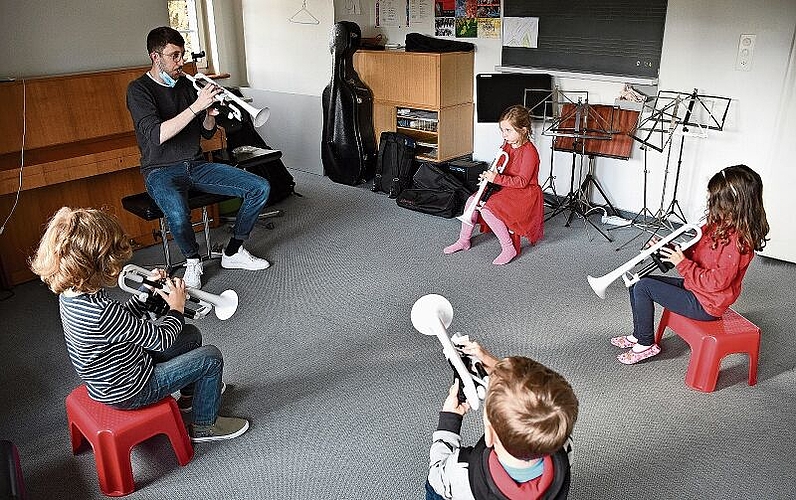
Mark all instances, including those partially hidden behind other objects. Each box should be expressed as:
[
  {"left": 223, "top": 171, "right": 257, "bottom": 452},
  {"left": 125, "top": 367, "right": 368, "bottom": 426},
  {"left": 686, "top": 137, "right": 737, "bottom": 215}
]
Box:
[
  {"left": 457, "top": 149, "right": 510, "bottom": 226},
  {"left": 182, "top": 72, "right": 270, "bottom": 127},
  {"left": 411, "top": 294, "right": 487, "bottom": 410},
  {"left": 587, "top": 224, "right": 703, "bottom": 299},
  {"left": 118, "top": 264, "right": 239, "bottom": 320}
]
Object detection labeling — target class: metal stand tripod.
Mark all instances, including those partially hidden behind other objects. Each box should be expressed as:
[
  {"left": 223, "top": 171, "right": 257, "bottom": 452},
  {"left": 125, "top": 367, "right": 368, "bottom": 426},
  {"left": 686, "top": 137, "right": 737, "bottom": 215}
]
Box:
[
  {"left": 542, "top": 92, "right": 621, "bottom": 242},
  {"left": 617, "top": 88, "right": 731, "bottom": 250}
]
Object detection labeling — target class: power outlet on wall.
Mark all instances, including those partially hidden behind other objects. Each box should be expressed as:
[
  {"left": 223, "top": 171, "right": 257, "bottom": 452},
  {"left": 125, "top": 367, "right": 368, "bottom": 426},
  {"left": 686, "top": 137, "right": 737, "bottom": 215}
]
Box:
[{"left": 735, "top": 34, "right": 756, "bottom": 71}]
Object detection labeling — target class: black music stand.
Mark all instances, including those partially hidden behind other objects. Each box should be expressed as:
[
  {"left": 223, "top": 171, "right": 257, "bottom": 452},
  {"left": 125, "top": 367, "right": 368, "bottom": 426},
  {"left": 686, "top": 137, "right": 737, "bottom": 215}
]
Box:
[
  {"left": 541, "top": 91, "right": 624, "bottom": 242},
  {"left": 619, "top": 89, "right": 731, "bottom": 249}
]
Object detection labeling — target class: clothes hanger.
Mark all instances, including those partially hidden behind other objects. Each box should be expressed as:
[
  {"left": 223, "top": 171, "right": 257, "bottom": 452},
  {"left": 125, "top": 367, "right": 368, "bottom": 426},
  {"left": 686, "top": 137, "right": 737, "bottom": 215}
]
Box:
[{"left": 289, "top": 0, "right": 320, "bottom": 25}]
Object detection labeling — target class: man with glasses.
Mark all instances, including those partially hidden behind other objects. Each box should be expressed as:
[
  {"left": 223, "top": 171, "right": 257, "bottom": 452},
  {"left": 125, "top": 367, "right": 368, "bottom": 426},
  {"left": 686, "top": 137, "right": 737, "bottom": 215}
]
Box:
[{"left": 127, "top": 26, "right": 271, "bottom": 289}]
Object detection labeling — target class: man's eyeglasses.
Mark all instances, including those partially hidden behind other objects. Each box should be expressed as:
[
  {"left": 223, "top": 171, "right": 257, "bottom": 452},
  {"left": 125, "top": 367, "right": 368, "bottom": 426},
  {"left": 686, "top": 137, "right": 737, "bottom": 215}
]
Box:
[{"left": 159, "top": 51, "right": 185, "bottom": 62}]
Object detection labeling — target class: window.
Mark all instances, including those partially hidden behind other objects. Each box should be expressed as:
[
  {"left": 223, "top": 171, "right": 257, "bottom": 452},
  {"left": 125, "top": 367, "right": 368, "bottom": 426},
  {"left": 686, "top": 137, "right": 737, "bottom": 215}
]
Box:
[{"left": 167, "top": 0, "right": 211, "bottom": 70}]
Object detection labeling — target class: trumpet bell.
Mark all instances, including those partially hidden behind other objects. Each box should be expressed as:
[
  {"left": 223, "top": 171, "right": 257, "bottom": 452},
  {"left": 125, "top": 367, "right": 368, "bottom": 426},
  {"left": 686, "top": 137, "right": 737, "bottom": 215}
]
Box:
[
  {"left": 249, "top": 106, "right": 271, "bottom": 127},
  {"left": 587, "top": 275, "right": 609, "bottom": 300},
  {"left": 411, "top": 294, "right": 453, "bottom": 335},
  {"left": 213, "top": 290, "right": 239, "bottom": 320}
]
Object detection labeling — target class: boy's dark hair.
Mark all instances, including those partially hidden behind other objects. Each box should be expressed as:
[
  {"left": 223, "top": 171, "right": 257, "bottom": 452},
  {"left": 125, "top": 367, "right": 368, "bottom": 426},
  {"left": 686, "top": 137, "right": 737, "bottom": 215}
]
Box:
[
  {"left": 485, "top": 357, "right": 578, "bottom": 460},
  {"left": 146, "top": 26, "right": 185, "bottom": 55}
]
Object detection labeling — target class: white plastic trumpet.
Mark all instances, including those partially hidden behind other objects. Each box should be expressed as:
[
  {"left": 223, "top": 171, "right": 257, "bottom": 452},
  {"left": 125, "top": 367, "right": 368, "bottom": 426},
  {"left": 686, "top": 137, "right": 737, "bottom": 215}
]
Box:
[
  {"left": 182, "top": 72, "right": 270, "bottom": 127},
  {"left": 457, "top": 149, "right": 510, "bottom": 226},
  {"left": 411, "top": 294, "right": 487, "bottom": 410},
  {"left": 117, "top": 264, "right": 239, "bottom": 320},
  {"left": 587, "top": 224, "right": 703, "bottom": 299}
]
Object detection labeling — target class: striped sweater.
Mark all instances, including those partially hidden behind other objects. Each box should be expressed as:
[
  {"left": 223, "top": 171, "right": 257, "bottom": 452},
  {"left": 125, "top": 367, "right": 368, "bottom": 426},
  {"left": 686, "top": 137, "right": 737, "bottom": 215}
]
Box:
[{"left": 59, "top": 289, "right": 184, "bottom": 404}]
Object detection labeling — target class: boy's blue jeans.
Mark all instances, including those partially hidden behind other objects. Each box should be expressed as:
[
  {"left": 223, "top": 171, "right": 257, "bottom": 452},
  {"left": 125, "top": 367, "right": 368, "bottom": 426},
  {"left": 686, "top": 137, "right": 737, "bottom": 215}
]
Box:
[
  {"left": 111, "top": 324, "right": 224, "bottom": 427},
  {"left": 630, "top": 275, "right": 718, "bottom": 346},
  {"left": 145, "top": 160, "right": 270, "bottom": 258}
]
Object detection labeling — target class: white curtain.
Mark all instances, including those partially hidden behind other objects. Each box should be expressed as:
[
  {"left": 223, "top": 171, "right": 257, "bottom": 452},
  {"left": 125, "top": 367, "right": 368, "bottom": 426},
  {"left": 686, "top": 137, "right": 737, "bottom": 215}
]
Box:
[{"left": 759, "top": 28, "right": 796, "bottom": 263}]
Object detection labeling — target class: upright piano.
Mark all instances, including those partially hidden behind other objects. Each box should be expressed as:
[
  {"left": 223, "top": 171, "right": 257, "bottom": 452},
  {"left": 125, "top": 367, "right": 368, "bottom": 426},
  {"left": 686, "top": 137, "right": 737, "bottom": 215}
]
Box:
[{"left": 0, "top": 65, "right": 223, "bottom": 286}]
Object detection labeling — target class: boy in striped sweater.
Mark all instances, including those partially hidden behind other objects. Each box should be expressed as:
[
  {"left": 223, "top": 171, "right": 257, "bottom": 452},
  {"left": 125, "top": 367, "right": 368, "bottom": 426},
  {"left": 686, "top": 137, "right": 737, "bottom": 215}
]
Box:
[{"left": 31, "top": 207, "right": 248, "bottom": 442}]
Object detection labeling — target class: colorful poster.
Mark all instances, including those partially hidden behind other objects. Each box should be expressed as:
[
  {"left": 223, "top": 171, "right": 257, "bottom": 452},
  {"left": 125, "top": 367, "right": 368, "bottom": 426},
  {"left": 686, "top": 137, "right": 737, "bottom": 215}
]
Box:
[
  {"left": 477, "top": 18, "right": 501, "bottom": 39},
  {"left": 435, "top": 17, "right": 455, "bottom": 37},
  {"left": 434, "top": 0, "right": 454, "bottom": 17},
  {"left": 476, "top": 0, "right": 500, "bottom": 18},
  {"left": 454, "top": 0, "right": 476, "bottom": 38}
]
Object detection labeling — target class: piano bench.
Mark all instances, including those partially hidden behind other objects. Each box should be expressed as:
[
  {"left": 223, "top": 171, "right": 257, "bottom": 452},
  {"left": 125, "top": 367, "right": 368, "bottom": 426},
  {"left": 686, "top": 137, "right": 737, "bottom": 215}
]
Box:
[{"left": 121, "top": 191, "right": 235, "bottom": 270}]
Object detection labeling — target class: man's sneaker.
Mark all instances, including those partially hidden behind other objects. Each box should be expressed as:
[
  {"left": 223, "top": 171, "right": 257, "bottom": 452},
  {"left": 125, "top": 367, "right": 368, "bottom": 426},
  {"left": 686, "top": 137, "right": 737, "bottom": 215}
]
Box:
[
  {"left": 221, "top": 246, "right": 270, "bottom": 270},
  {"left": 183, "top": 258, "right": 203, "bottom": 289},
  {"left": 189, "top": 416, "right": 250, "bottom": 442},
  {"left": 175, "top": 382, "right": 227, "bottom": 413}
]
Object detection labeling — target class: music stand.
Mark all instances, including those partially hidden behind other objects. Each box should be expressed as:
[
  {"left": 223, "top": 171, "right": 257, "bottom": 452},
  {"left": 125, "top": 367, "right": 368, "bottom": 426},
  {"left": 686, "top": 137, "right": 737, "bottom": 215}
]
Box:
[
  {"left": 526, "top": 87, "right": 562, "bottom": 205},
  {"left": 542, "top": 91, "right": 636, "bottom": 242},
  {"left": 619, "top": 89, "right": 731, "bottom": 249}
]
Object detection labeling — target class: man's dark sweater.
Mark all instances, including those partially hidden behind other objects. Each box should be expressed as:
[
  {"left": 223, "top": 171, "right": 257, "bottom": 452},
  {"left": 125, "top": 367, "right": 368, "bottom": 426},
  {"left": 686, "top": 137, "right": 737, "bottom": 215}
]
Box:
[{"left": 126, "top": 73, "right": 217, "bottom": 178}]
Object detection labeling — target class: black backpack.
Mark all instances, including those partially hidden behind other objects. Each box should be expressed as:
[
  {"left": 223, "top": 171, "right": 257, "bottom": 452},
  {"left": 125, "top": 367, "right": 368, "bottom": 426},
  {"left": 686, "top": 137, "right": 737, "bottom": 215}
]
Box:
[
  {"left": 396, "top": 163, "right": 472, "bottom": 218},
  {"left": 372, "top": 132, "right": 417, "bottom": 198},
  {"left": 217, "top": 98, "right": 297, "bottom": 206}
]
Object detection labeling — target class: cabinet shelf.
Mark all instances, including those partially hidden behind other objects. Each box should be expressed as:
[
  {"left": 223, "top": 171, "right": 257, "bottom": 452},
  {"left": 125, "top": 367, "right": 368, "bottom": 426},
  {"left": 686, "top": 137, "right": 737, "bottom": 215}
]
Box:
[{"left": 354, "top": 50, "right": 474, "bottom": 162}]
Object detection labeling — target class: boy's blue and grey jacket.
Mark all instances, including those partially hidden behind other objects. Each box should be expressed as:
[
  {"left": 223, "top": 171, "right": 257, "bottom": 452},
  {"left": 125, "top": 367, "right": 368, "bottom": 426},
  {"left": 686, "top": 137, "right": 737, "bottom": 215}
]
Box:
[{"left": 428, "top": 411, "right": 572, "bottom": 500}]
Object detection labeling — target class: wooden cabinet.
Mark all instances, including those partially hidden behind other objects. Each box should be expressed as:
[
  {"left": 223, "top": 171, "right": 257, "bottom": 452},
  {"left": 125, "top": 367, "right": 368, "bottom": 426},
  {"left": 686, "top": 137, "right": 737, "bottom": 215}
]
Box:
[{"left": 353, "top": 50, "right": 474, "bottom": 162}]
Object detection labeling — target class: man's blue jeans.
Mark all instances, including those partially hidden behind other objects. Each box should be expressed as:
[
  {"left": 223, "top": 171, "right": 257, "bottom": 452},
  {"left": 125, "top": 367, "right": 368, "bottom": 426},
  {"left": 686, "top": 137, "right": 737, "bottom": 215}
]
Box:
[
  {"left": 110, "top": 324, "right": 224, "bottom": 427},
  {"left": 629, "top": 275, "right": 718, "bottom": 346},
  {"left": 145, "top": 161, "right": 270, "bottom": 258}
]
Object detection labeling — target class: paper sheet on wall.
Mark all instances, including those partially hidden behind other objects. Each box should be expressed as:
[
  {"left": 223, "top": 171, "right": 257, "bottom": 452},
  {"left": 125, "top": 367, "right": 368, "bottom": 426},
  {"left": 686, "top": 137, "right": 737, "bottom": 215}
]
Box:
[
  {"left": 503, "top": 17, "right": 539, "bottom": 48},
  {"left": 409, "top": 0, "right": 431, "bottom": 25},
  {"left": 376, "top": 0, "right": 406, "bottom": 27},
  {"left": 344, "top": 0, "right": 362, "bottom": 15}
]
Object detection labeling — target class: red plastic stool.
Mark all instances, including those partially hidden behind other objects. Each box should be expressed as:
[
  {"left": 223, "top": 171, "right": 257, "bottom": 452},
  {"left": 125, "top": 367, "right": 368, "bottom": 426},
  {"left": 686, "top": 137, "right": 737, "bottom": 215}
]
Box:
[
  {"left": 654, "top": 308, "right": 760, "bottom": 392},
  {"left": 477, "top": 220, "right": 522, "bottom": 255},
  {"left": 65, "top": 385, "right": 194, "bottom": 496}
]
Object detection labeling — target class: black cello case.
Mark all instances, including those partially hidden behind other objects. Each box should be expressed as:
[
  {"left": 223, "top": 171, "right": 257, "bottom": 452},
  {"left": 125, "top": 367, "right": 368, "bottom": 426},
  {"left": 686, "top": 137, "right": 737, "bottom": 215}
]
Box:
[{"left": 321, "top": 22, "right": 377, "bottom": 186}]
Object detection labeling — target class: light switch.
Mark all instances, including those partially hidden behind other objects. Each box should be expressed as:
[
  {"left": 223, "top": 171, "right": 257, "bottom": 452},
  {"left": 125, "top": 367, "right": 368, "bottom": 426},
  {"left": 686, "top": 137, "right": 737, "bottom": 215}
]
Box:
[{"left": 735, "top": 34, "right": 756, "bottom": 71}]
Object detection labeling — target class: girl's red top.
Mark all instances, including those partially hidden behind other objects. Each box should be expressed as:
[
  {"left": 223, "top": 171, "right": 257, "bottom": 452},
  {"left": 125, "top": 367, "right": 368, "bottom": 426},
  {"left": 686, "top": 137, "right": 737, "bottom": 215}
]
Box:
[{"left": 676, "top": 224, "right": 754, "bottom": 317}]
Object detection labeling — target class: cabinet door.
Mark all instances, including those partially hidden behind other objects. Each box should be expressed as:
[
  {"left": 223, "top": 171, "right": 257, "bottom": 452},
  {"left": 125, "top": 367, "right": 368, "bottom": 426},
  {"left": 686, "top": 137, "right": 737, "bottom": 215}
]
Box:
[
  {"left": 372, "top": 102, "right": 396, "bottom": 146},
  {"left": 437, "top": 103, "right": 474, "bottom": 161},
  {"left": 355, "top": 51, "right": 440, "bottom": 108}
]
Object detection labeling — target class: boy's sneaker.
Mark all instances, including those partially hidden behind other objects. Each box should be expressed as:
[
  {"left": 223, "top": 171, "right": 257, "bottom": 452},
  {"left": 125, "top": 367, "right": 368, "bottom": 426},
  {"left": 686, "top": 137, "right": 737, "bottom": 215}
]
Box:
[
  {"left": 175, "top": 382, "right": 227, "bottom": 413},
  {"left": 183, "top": 258, "right": 203, "bottom": 289},
  {"left": 189, "top": 416, "right": 250, "bottom": 442},
  {"left": 221, "top": 246, "right": 270, "bottom": 270}
]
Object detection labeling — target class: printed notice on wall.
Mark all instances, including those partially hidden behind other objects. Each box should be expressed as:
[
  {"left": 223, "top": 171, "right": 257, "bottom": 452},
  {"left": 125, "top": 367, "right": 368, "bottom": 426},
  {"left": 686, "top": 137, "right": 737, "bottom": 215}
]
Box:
[
  {"left": 376, "top": 0, "right": 406, "bottom": 27},
  {"left": 503, "top": 17, "right": 539, "bottom": 48},
  {"left": 409, "top": 0, "right": 432, "bottom": 26}
]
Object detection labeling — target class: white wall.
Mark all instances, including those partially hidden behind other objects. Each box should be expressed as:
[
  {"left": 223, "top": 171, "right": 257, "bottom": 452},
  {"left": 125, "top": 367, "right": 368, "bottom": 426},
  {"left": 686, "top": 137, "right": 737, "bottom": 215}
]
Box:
[
  {"left": 0, "top": 0, "right": 164, "bottom": 77},
  {"left": 240, "top": 0, "right": 334, "bottom": 174}
]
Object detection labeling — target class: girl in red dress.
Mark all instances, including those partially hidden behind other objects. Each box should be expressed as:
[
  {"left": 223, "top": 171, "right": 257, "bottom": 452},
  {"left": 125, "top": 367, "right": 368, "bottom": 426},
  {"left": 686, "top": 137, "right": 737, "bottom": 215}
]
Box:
[{"left": 444, "top": 105, "right": 544, "bottom": 265}]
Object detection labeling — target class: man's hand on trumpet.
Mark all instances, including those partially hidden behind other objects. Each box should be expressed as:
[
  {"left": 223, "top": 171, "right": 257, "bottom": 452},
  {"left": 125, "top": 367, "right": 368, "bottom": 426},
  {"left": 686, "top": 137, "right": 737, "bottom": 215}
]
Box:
[{"left": 193, "top": 80, "right": 223, "bottom": 116}]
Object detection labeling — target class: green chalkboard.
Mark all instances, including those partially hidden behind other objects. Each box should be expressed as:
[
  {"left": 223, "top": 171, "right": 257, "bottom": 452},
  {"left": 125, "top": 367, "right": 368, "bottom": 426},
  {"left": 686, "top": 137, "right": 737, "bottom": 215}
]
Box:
[{"left": 501, "top": 0, "right": 668, "bottom": 80}]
